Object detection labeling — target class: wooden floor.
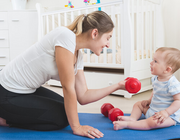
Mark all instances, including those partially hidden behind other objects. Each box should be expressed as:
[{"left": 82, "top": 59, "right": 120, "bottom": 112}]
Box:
[{"left": 43, "top": 84, "right": 152, "bottom": 114}]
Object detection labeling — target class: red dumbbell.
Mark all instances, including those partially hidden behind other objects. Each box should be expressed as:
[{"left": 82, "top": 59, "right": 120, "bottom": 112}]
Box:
[
  {"left": 101, "top": 103, "right": 124, "bottom": 122},
  {"left": 125, "top": 77, "right": 141, "bottom": 94}
]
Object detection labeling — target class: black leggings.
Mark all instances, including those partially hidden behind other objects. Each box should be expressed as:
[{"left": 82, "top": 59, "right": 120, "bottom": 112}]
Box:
[{"left": 0, "top": 84, "right": 69, "bottom": 131}]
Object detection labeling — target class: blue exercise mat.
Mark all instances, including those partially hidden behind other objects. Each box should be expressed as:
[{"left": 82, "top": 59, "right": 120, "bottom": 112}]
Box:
[{"left": 0, "top": 113, "right": 179, "bottom": 140}]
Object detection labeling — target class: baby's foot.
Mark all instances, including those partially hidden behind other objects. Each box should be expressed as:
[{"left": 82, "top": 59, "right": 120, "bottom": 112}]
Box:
[
  {"left": 0, "top": 117, "right": 9, "bottom": 127},
  {"left": 117, "top": 116, "right": 136, "bottom": 121},
  {"left": 113, "top": 121, "right": 127, "bottom": 130}
]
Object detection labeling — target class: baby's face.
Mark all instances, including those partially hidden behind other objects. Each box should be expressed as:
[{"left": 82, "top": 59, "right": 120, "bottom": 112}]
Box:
[{"left": 150, "top": 51, "right": 167, "bottom": 76}]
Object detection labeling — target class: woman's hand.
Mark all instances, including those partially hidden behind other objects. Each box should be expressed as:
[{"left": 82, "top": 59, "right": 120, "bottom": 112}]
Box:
[
  {"left": 73, "top": 125, "right": 104, "bottom": 139},
  {"left": 153, "top": 110, "right": 169, "bottom": 124},
  {"left": 141, "top": 100, "right": 151, "bottom": 108},
  {"left": 117, "top": 80, "right": 126, "bottom": 90}
]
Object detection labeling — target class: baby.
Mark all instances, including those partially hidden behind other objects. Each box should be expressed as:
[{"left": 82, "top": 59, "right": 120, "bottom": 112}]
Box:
[{"left": 114, "top": 47, "right": 180, "bottom": 130}]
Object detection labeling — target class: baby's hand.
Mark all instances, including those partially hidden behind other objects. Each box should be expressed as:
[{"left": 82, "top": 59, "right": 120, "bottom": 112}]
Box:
[
  {"left": 141, "top": 100, "right": 150, "bottom": 108},
  {"left": 153, "top": 110, "right": 169, "bottom": 124}
]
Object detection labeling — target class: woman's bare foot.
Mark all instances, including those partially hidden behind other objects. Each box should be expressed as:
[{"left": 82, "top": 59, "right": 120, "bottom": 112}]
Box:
[
  {"left": 113, "top": 121, "right": 127, "bottom": 130},
  {"left": 117, "top": 116, "right": 136, "bottom": 121},
  {"left": 0, "top": 117, "right": 9, "bottom": 126}
]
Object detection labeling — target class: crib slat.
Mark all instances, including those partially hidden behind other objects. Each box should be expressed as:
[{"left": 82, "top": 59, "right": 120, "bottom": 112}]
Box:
[
  {"left": 149, "top": 2, "right": 152, "bottom": 59},
  {"left": 71, "top": 11, "right": 74, "bottom": 22},
  {"left": 141, "top": 0, "right": 144, "bottom": 60},
  {"left": 94, "top": 4, "right": 98, "bottom": 63},
  {"left": 117, "top": 14, "right": 121, "bottom": 49},
  {"left": 131, "top": 0, "right": 135, "bottom": 61},
  {"left": 85, "top": 9, "right": 90, "bottom": 63},
  {"left": 120, "top": 3, "right": 124, "bottom": 65},
  {"left": 136, "top": 0, "right": 139, "bottom": 60},
  {"left": 42, "top": 16, "right": 44, "bottom": 36},
  {"left": 64, "top": 12, "right": 67, "bottom": 26},
  {"left": 102, "top": 6, "right": 107, "bottom": 64},
  {"left": 52, "top": 14, "right": 55, "bottom": 30},
  {"left": 147, "top": 1, "right": 150, "bottom": 58},
  {"left": 95, "top": 55, "right": 98, "bottom": 63},
  {"left": 78, "top": 10, "right": 81, "bottom": 16},
  {"left": 58, "top": 13, "right": 61, "bottom": 26},
  {"left": 111, "top": 5, "right": 116, "bottom": 64},
  {"left": 46, "top": 15, "right": 49, "bottom": 33},
  {"left": 87, "top": 49, "right": 90, "bottom": 63},
  {"left": 103, "top": 47, "right": 107, "bottom": 64},
  {"left": 153, "top": 4, "right": 156, "bottom": 54},
  {"left": 145, "top": 0, "right": 148, "bottom": 59},
  {"left": 117, "top": 12, "right": 121, "bottom": 63},
  {"left": 100, "top": 6, "right": 103, "bottom": 11},
  {"left": 85, "top": 9, "right": 88, "bottom": 15}
]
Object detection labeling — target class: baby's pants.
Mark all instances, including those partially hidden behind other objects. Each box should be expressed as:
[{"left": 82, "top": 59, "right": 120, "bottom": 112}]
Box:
[{"left": 0, "top": 84, "right": 68, "bottom": 131}]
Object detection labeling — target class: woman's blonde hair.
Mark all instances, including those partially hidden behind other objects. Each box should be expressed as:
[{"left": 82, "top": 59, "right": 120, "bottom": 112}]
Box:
[
  {"left": 156, "top": 47, "right": 180, "bottom": 73},
  {"left": 67, "top": 11, "right": 114, "bottom": 36}
]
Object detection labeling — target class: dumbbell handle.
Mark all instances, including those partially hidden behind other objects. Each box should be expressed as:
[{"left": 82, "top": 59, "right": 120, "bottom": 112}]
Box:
[
  {"left": 101, "top": 103, "right": 114, "bottom": 117},
  {"left": 108, "top": 108, "right": 124, "bottom": 122}
]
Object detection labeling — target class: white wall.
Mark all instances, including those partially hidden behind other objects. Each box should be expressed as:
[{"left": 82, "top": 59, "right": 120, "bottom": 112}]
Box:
[
  {"left": 1, "top": 0, "right": 180, "bottom": 79},
  {"left": 162, "top": 0, "right": 180, "bottom": 80}
]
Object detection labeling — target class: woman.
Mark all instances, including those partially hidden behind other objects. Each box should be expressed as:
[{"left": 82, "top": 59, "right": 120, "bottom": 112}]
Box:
[{"left": 0, "top": 11, "right": 126, "bottom": 139}]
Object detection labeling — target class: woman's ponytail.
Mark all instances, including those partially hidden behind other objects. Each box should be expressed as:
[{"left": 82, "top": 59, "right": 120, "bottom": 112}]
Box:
[
  {"left": 67, "top": 11, "right": 114, "bottom": 36},
  {"left": 66, "top": 14, "right": 85, "bottom": 36}
]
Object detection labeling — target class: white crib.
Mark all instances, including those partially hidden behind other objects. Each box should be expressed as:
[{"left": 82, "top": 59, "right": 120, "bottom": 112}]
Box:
[{"left": 36, "top": 0, "right": 164, "bottom": 98}]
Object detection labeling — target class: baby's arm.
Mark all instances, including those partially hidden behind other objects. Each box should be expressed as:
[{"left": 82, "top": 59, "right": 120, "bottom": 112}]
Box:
[
  {"left": 153, "top": 93, "right": 180, "bottom": 124},
  {"left": 141, "top": 91, "right": 153, "bottom": 108},
  {"left": 165, "top": 93, "right": 180, "bottom": 115}
]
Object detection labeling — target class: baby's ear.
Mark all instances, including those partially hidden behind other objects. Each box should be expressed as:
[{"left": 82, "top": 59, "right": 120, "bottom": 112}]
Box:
[{"left": 166, "top": 66, "right": 172, "bottom": 73}]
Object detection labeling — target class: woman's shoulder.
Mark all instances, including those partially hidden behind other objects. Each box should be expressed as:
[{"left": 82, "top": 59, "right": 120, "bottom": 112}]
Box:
[
  {"left": 52, "top": 26, "right": 76, "bottom": 43},
  {"left": 51, "top": 27, "right": 76, "bottom": 54},
  {"left": 55, "top": 26, "right": 75, "bottom": 35}
]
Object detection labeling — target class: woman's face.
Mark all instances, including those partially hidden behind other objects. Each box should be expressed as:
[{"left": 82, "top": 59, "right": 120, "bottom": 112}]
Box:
[{"left": 91, "top": 30, "right": 113, "bottom": 56}]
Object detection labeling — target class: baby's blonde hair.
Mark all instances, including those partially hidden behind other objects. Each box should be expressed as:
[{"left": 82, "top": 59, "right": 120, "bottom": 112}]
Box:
[
  {"left": 156, "top": 47, "right": 180, "bottom": 73},
  {"left": 67, "top": 11, "right": 114, "bottom": 36}
]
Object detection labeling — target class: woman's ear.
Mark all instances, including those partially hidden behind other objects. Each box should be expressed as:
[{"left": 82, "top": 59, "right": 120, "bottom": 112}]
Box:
[{"left": 91, "top": 28, "right": 98, "bottom": 40}]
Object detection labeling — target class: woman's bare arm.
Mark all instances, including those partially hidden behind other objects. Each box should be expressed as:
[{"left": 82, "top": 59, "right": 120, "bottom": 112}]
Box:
[
  {"left": 55, "top": 46, "right": 80, "bottom": 131},
  {"left": 55, "top": 46, "right": 103, "bottom": 139},
  {"left": 75, "top": 70, "right": 126, "bottom": 105}
]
